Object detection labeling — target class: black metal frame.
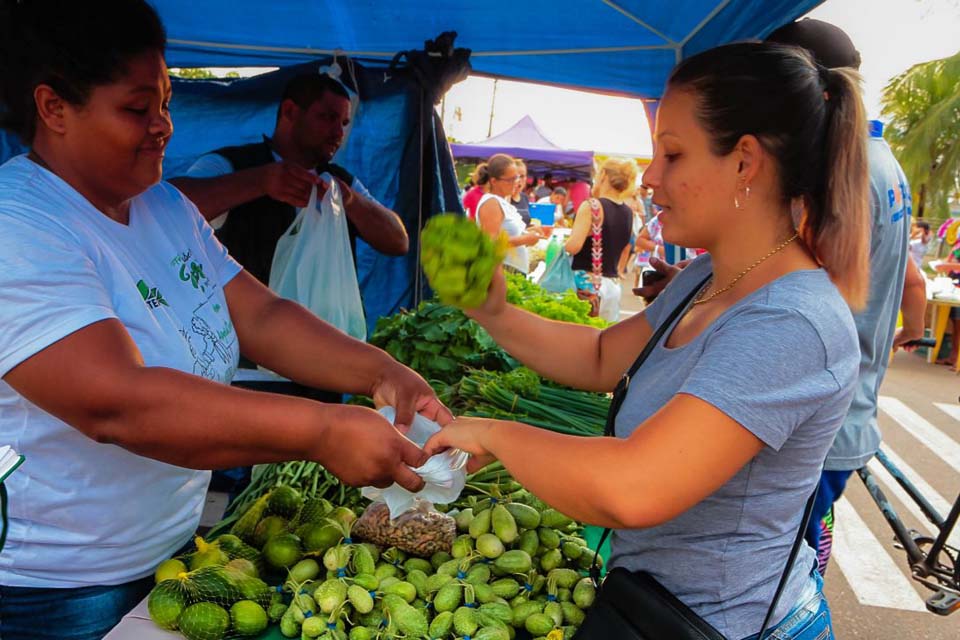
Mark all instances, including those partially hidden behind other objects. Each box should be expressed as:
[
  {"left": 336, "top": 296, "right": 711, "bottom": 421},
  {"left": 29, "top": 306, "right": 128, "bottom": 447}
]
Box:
[{"left": 858, "top": 448, "right": 960, "bottom": 615}]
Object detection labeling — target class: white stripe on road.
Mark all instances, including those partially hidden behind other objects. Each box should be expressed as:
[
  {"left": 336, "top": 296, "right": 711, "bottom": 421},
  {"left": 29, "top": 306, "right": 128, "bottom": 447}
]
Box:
[
  {"left": 868, "top": 446, "right": 960, "bottom": 549},
  {"left": 878, "top": 396, "right": 960, "bottom": 473},
  {"left": 832, "top": 497, "right": 927, "bottom": 612},
  {"left": 934, "top": 401, "right": 960, "bottom": 426}
]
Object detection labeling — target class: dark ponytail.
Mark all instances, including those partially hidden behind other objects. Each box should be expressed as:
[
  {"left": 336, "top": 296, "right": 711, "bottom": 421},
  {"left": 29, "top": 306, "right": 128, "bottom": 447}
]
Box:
[
  {"left": 473, "top": 153, "right": 515, "bottom": 187},
  {"left": 668, "top": 43, "right": 869, "bottom": 310},
  {"left": 805, "top": 66, "right": 869, "bottom": 309}
]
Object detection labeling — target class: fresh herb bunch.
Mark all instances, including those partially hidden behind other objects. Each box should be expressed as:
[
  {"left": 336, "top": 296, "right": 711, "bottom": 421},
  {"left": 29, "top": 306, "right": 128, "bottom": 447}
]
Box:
[{"left": 369, "top": 301, "right": 517, "bottom": 385}]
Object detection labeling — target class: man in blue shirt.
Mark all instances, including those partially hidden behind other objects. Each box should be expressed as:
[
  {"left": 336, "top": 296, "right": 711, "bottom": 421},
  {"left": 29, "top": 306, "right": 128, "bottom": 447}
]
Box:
[{"left": 766, "top": 18, "right": 928, "bottom": 574}]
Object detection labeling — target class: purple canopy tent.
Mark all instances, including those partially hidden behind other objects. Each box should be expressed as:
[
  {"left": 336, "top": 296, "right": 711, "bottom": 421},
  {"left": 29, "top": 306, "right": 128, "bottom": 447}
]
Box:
[{"left": 450, "top": 115, "right": 594, "bottom": 181}]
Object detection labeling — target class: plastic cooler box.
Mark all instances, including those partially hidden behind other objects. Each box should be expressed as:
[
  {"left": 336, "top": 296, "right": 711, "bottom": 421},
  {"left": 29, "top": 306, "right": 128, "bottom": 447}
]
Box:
[{"left": 528, "top": 202, "right": 555, "bottom": 225}]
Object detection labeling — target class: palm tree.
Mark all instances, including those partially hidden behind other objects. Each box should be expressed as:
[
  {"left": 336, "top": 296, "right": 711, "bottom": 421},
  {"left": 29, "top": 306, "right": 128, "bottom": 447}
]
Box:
[{"left": 881, "top": 50, "right": 960, "bottom": 218}]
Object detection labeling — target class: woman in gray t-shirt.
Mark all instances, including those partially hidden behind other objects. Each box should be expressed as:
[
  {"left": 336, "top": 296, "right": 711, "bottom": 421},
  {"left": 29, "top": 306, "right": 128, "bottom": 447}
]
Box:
[{"left": 426, "top": 42, "right": 869, "bottom": 640}]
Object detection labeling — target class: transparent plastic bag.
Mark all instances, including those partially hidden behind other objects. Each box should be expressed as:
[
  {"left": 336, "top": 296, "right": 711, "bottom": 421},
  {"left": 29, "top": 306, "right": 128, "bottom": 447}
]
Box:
[
  {"left": 269, "top": 175, "right": 367, "bottom": 341},
  {"left": 361, "top": 407, "right": 468, "bottom": 518},
  {"left": 353, "top": 500, "right": 456, "bottom": 557}
]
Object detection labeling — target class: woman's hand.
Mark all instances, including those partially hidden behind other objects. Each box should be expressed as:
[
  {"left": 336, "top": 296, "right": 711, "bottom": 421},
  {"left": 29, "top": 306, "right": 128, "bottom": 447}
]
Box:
[
  {"left": 319, "top": 405, "right": 431, "bottom": 490},
  {"left": 465, "top": 265, "right": 508, "bottom": 320},
  {"left": 519, "top": 233, "right": 542, "bottom": 246},
  {"left": 424, "top": 416, "right": 501, "bottom": 473},
  {"left": 370, "top": 361, "right": 453, "bottom": 432}
]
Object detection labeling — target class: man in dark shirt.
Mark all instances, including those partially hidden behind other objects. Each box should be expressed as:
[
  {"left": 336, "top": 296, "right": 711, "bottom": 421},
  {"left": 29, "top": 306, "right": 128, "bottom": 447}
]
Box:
[{"left": 170, "top": 73, "right": 408, "bottom": 287}]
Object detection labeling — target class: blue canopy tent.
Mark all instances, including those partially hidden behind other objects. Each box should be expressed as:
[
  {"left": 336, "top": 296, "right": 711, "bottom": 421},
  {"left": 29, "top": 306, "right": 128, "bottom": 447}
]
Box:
[
  {"left": 451, "top": 115, "right": 595, "bottom": 182},
  {"left": 0, "top": 0, "right": 825, "bottom": 329}
]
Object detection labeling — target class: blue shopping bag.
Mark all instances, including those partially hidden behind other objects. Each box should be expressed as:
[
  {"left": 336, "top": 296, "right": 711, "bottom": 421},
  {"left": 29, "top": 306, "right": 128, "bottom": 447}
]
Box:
[{"left": 539, "top": 250, "right": 577, "bottom": 293}]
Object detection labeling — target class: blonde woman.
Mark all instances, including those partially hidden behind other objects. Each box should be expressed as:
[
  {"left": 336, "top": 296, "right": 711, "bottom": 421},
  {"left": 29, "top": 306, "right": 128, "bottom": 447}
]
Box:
[{"left": 565, "top": 158, "right": 639, "bottom": 321}]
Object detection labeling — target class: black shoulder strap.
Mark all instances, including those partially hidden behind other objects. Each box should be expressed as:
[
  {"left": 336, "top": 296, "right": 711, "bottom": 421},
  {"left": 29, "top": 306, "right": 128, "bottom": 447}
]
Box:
[
  {"left": 590, "top": 270, "right": 820, "bottom": 639},
  {"left": 603, "top": 274, "right": 709, "bottom": 438},
  {"left": 757, "top": 486, "right": 818, "bottom": 639},
  {"left": 590, "top": 273, "right": 708, "bottom": 586}
]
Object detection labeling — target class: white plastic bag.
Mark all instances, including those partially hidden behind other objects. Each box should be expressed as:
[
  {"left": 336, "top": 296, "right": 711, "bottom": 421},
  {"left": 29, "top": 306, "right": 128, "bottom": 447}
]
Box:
[
  {"left": 361, "top": 407, "right": 468, "bottom": 518},
  {"left": 597, "top": 276, "right": 622, "bottom": 322},
  {"left": 269, "top": 175, "right": 367, "bottom": 341}
]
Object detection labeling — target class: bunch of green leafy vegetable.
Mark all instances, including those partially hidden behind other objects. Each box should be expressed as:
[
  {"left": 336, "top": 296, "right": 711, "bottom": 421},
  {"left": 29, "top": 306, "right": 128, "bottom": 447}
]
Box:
[
  {"left": 505, "top": 273, "right": 607, "bottom": 328},
  {"left": 369, "top": 301, "right": 517, "bottom": 385},
  {"left": 442, "top": 368, "right": 610, "bottom": 437}
]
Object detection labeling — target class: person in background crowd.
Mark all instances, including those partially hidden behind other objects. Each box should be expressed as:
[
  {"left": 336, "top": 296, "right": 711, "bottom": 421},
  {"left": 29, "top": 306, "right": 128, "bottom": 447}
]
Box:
[
  {"left": 537, "top": 186, "right": 573, "bottom": 224},
  {"left": 428, "top": 40, "right": 873, "bottom": 640},
  {"left": 566, "top": 179, "right": 591, "bottom": 213},
  {"left": 633, "top": 203, "right": 665, "bottom": 289},
  {"left": 618, "top": 190, "right": 646, "bottom": 278},
  {"left": 638, "top": 185, "right": 655, "bottom": 218},
  {"left": 909, "top": 220, "right": 931, "bottom": 267},
  {"left": 0, "top": 2, "right": 448, "bottom": 636},
  {"left": 766, "top": 18, "right": 928, "bottom": 574},
  {"left": 463, "top": 166, "right": 485, "bottom": 220},
  {"left": 534, "top": 172, "right": 552, "bottom": 199},
  {"left": 565, "top": 157, "right": 638, "bottom": 321},
  {"left": 932, "top": 253, "right": 960, "bottom": 366},
  {"left": 170, "top": 73, "right": 407, "bottom": 287},
  {"left": 475, "top": 154, "right": 541, "bottom": 274},
  {"left": 510, "top": 159, "right": 531, "bottom": 226}
]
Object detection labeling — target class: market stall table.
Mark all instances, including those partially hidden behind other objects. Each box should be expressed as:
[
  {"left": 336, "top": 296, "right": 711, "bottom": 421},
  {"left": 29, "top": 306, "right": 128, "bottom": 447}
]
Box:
[{"left": 926, "top": 293, "right": 960, "bottom": 371}]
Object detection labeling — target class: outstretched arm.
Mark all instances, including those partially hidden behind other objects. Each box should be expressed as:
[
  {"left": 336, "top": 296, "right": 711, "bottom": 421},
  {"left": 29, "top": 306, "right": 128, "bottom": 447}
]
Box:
[
  {"left": 4, "top": 318, "right": 431, "bottom": 490},
  {"left": 426, "top": 394, "right": 764, "bottom": 528}
]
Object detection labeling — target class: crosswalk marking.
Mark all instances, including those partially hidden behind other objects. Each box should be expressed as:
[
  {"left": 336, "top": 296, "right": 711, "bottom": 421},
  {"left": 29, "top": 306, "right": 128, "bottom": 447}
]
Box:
[
  {"left": 832, "top": 497, "right": 928, "bottom": 612},
  {"left": 868, "top": 446, "right": 960, "bottom": 549},
  {"left": 878, "top": 396, "right": 960, "bottom": 472},
  {"left": 934, "top": 402, "right": 960, "bottom": 427}
]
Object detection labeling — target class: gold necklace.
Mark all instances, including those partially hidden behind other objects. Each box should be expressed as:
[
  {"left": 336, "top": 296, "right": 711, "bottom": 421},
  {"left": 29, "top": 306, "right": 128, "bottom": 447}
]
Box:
[{"left": 693, "top": 233, "right": 800, "bottom": 305}]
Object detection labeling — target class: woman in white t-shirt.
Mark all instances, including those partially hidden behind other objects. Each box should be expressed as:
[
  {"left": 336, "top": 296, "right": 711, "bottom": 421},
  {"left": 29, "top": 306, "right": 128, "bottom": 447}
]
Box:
[
  {"left": 475, "top": 154, "right": 542, "bottom": 274},
  {"left": 0, "top": 3, "right": 449, "bottom": 637}
]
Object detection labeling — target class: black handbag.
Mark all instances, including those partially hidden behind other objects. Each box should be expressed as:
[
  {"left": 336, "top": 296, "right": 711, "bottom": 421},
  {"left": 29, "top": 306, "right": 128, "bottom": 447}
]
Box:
[{"left": 574, "top": 275, "right": 817, "bottom": 640}]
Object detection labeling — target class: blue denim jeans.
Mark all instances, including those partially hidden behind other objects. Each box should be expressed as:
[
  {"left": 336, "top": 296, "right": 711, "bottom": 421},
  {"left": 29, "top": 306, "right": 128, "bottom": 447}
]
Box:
[
  {"left": 0, "top": 577, "right": 153, "bottom": 640},
  {"left": 742, "top": 569, "right": 834, "bottom": 640}
]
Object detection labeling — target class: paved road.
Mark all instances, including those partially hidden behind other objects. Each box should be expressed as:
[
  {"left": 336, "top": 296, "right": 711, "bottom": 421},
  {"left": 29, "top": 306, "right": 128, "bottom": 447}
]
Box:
[{"left": 621, "top": 284, "right": 960, "bottom": 639}]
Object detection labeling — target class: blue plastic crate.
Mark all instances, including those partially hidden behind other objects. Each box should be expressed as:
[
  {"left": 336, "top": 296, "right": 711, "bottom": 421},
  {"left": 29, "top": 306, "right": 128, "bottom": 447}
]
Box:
[{"left": 528, "top": 202, "right": 556, "bottom": 225}]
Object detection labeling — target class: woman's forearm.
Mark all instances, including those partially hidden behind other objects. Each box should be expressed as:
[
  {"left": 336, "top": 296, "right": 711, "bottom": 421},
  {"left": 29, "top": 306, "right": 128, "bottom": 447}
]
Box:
[
  {"left": 239, "top": 296, "right": 394, "bottom": 395},
  {"left": 92, "top": 366, "right": 335, "bottom": 469}
]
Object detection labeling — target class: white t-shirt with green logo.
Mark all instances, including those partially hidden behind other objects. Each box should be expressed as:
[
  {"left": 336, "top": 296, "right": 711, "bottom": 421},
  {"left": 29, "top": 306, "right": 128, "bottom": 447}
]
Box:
[{"left": 0, "top": 155, "right": 242, "bottom": 587}]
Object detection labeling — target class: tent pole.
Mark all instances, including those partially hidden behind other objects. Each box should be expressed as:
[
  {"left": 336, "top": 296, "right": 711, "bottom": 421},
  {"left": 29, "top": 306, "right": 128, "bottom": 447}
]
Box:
[
  {"left": 487, "top": 79, "right": 499, "bottom": 138},
  {"left": 415, "top": 86, "right": 425, "bottom": 306}
]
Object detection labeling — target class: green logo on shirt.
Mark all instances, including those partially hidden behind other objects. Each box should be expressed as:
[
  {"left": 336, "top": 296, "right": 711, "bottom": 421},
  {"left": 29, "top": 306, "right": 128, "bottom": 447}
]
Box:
[
  {"left": 137, "top": 279, "right": 169, "bottom": 308},
  {"left": 171, "top": 250, "right": 211, "bottom": 293}
]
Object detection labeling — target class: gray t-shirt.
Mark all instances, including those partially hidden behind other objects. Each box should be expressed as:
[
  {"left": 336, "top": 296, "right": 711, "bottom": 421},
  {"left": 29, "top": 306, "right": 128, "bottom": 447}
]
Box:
[
  {"left": 611, "top": 255, "right": 859, "bottom": 640},
  {"left": 826, "top": 136, "right": 911, "bottom": 471}
]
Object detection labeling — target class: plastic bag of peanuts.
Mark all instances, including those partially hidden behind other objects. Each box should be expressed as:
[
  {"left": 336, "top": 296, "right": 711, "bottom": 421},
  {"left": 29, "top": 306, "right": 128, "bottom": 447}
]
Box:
[{"left": 353, "top": 499, "right": 456, "bottom": 557}]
